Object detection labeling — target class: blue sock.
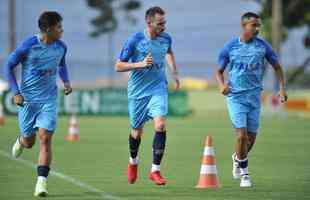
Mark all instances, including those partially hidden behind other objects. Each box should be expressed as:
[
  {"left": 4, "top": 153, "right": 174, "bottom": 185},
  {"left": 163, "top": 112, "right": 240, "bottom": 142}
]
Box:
[
  {"left": 129, "top": 134, "right": 141, "bottom": 159},
  {"left": 152, "top": 131, "right": 166, "bottom": 165},
  {"left": 37, "top": 165, "right": 50, "bottom": 178}
]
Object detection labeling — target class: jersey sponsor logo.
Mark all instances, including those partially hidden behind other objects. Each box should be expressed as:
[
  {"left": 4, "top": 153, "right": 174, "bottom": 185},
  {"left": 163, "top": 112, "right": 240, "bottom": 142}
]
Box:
[{"left": 31, "top": 68, "right": 57, "bottom": 76}]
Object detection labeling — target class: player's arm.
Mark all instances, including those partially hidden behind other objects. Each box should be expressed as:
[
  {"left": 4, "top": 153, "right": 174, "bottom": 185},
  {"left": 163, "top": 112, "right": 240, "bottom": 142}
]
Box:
[
  {"left": 3, "top": 44, "right": 26, "bottom": 106},
  {"left": 265, "top": 42, "right": 288, "bottom": 102},
  {"left": 271, "top": 62, "right": 288, "bottom": 102},
  {"left": 58, "top": 47, "right": 72, "bottom": 95},
  {"left": 166, "top": 48, "right": 180, "bottom": 90},
  {"left": 115, "top": 54, "right": 153, "bottom": 72},
  {"left": 216, "top": 46, "right": 230, "bottom": 95},
  {"left": 115, "top": 35, "right": 152, "bottom": 72}
]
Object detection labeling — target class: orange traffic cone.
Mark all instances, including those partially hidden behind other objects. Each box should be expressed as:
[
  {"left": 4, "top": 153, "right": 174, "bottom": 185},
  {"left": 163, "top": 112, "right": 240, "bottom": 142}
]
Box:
[
  {"left": 0, "top": 104, "right": 5, "bottom": 126},
  {"left": 196, "top": 136, "right": 220, "bottom": 188},
  {"left": 65, "top": 114, "right": 80, "bottom": 141}
]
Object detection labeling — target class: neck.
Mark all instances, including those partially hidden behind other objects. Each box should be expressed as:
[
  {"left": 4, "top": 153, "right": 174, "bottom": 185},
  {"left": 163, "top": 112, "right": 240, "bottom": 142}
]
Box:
[
  {"left": 146, "top": 27, "right": 157, "bottom": 39},
  {"left": 240, "top": 33, "right": 254, "bottom": 43},
  {"left": 40, "top": 33, "right": 55, "bottom": 44}
]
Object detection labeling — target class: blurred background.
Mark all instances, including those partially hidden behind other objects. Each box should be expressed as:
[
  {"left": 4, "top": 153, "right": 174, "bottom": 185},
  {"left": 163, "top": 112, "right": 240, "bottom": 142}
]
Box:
[{"left": 0, "top": 0, "right": 309, "bottom": 88}]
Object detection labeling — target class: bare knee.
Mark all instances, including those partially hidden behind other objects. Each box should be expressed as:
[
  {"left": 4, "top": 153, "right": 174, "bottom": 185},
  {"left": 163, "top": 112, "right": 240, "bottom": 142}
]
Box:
[
  {"left": 131, "top": 128, "right": 143, "bottom": 139},
  {"left": 154, "top": 119, "right": 166, "bottom": 132},
  {"left": 21, "top": 136, "right": 36, "bottom": 148}
]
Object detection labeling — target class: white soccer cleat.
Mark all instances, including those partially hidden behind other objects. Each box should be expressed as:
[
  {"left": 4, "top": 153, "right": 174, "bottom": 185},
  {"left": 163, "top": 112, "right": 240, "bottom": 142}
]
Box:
[
  {"left": 34, "top": 177, "right": 48, "bottom": 197},
  {"left": 240, "top": 174, "right": 252, "bottom": 187},
  {"left": 12, "top": 137, "right": 24, "bottom": 158},
  {"left": 232, "top": 153, "right": 241, "bottom": 179}
]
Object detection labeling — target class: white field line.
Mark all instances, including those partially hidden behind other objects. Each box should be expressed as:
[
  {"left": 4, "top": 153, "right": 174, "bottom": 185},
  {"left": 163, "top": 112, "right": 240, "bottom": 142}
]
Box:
[{"left": 0, "top": 150, "right": 123, "bottom": 200}]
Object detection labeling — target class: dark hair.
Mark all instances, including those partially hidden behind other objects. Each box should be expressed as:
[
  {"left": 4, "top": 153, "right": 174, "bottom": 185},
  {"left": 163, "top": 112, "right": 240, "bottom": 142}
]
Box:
[
  {"left": 145, "top": 6, "right": 165, "bottom": 20},
  {"left": 241, "top": 12, "right": 260, "bottom": 21},
  {"left": 38, "top": 11, "right": 62, "bottom": 32}
]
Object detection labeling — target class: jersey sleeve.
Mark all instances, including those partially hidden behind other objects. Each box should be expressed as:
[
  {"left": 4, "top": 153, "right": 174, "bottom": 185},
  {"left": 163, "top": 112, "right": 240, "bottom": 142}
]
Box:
[
  {"left": 118, "top": 35, "right": 136, "bottom": 62},
  {"left": 58, "top": 43, "right": 70, "bottom": 83},
  {"left": 218, "top": 43, "right": 230, "bottom": 70},
  {"left": 3, "top": 41, "right": 29, "bottom": 95},
  {"left": 263, "top": 41, "right": 279, "bottom": 65},
  {"left": 166, "top": 33, "right": 172, "bottom": 51}
]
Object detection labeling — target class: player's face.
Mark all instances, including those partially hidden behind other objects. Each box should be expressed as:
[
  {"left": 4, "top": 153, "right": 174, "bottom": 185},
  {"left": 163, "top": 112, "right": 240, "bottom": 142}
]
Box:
[
  {"left": 243, "top": 19, "right": 261, "bottom": 37},
  {"left": 150, "top": 14, "right": 166, "bottom": 35},
  {"left": 47, "top": 22, "right": 63, "bottom": 41}
]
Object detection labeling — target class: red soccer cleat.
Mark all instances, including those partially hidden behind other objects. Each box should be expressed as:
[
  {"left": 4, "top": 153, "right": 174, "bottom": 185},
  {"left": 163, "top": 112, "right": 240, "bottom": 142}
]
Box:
[
  {"left": 127, "top": 163, "right": 138, "bottom": 184},
  {"left": 149, "top": 171, "right": 166, "bottom": 185}
]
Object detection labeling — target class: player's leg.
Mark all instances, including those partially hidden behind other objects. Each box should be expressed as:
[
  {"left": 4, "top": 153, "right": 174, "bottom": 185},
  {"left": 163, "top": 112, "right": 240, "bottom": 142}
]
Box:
[
  {"left": 12, "top": 104, "right": 38, "bottom": 158},
  {"left": 148, "top": 94, "right": 168, "bottom": 185},
  {"left": 34, "top": 102, "right": 57, "bottom": 197},
  {"left": 246, "top": 92, "right": 261, "bottom": 154},
  {"left": 246, "top": 133, "right": 256, "bottom": 153},
  {"left": 127, "top": 97, "right": 149, "bottom": 184},
  {"left": 226, "top": 97, "right": 248, "bottom": 181},
  {"left": 34, "top": 128, "right": 53, "bottom": 197},
  {"left": 127, "top": 128, "right": 143, "bottom": 184}
]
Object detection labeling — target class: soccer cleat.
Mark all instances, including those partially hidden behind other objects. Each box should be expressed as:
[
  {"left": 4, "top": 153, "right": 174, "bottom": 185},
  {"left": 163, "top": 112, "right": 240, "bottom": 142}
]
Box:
[
  {"left": 34, "top": 177, "right": 48, "bottom": 197},
  {"left": 127, "top": 163, "right": 138, "bottom": 184},
  {"left": 149, "top": 171, "right": 166, "bottom": 185},
  {"left": 240, "top": 174, "right": 252, "bottom": 187},
  {"left": 232, "top": 153, "right": 241, "bottom": 179},
  {"left": 12, "top": 136, "right": 24, "bottom": 158}
]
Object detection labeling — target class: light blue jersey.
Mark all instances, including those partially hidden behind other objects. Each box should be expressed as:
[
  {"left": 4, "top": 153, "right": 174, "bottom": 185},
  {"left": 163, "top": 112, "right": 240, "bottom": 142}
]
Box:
[
  {"left": 4, "top": 35, "right": 70, "bottom": 135},
  {"left": 4, "top": 35, "right": 69, "bottom": 103},
  {"left": 218, "top": 37, "right": 278, "bottom": 95},
  {"left": 218, "top": 37, "right": 279, "bottom": 133},
  {"left": 119, "top": 31, "right": 172, "bottom": 99}
]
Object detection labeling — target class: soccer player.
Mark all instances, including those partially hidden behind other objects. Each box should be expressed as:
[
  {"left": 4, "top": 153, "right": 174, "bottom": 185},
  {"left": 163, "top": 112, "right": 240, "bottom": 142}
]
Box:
[
  {"left": 115, "top": 6, "right": 180, "bottom": 186},
  {"left": 216, "top": 12, "right": 288, "bottom": 187},
  {"left": 3, "top": 11, "right": 72, "bottom": 196}
]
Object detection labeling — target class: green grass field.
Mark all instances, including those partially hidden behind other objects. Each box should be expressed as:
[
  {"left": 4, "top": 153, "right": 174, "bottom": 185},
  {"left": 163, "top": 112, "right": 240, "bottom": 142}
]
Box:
[{"left": 0, "top": 91, "right": 309, "bottom": 200}]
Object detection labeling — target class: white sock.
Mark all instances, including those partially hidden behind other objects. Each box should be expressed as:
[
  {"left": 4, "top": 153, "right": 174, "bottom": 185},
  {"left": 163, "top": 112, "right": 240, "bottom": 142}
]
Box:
[
  {"left": 235, "top": 156, "right": 249, "bottom": 175},
  {"left": 129, "top": 157, "right": 139, "bottom": 165},
  {"left": 38, "top": 176, "right": 47, "bottom": 182},
  {"left": 240, "top": 167, "right": 249, "bottom": 175},
  {"left": 151, "top": 164, "right": 160, "bottom": 172}
]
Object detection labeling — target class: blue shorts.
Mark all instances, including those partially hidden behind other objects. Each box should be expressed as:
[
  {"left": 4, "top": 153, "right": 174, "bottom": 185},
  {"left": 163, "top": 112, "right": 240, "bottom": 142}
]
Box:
[
  {"left": 226, "top": 91, "right": 261, "bottom": 134},
  {"left": 128, "top": 94, "right": 168, "bottom": 129},
  {"left": 18, "top": 102, "right": 57, "bottom": 137}
]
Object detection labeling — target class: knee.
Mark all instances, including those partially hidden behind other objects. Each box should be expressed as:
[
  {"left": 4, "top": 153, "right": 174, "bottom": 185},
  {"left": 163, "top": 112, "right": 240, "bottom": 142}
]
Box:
[
  {"left": 131, "top": 129, "right": 143, "bottom": 139},
  {"left": 22, "top": 136, "right": 35, "bottom": 148},
  {"left": 155, "top": 121, "right": 166, "bottom": 132},
  {"left": 23, "top": 141, "right": 35, "bottom": 148}
]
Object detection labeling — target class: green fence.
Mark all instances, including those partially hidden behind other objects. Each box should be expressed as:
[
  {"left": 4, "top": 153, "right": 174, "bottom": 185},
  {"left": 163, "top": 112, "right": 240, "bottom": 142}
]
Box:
[{"left": 2, "top": 88, "right": 189, "bottom": 116}]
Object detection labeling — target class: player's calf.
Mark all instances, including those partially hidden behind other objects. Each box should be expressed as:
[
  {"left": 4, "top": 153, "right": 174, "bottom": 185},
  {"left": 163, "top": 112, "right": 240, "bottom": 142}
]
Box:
[{"left": 127, "top": 132, "right": 141, "bottom": 184}]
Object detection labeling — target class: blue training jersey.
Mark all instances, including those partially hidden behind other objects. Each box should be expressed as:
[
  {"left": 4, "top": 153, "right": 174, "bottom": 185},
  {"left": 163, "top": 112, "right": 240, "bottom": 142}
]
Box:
[
  {"left": 4, "top": 35, "right": 70, "bottom": 103},
  {"left": 218, "top": 37, "right": 278, "bottom": 94},
  {"left": 118, "top": 31, "right": 172, "bottom": 99}
]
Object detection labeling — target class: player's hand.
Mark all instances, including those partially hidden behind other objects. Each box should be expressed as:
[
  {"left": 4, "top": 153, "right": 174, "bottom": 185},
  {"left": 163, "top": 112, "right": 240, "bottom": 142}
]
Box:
[
  {"left": 278, "top": 88, "right": 288, "bottom": 103},
  {"left": 64, "top": 83, "right": 72, "bottom": 95},
  {"left": 138, "top": 53, "right": 153, "bottom": 68},
  {"left": 220, "top": 84, "right": 230, "bottom": 96},
  {"left": 14, "top": 94, "right": 24, "bottom": 106},
  {"left": 172, "top": 73, "right": 181, "bottom": 91}
]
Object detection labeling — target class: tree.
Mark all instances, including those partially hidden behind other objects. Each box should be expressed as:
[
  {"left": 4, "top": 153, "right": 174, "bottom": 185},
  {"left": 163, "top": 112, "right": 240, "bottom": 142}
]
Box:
[
  {"left": 86, "top": 0, "right": 141, "bottom": 37},
  {"left": 255, "top": 0, "right": 310, "bottom": 84}
]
